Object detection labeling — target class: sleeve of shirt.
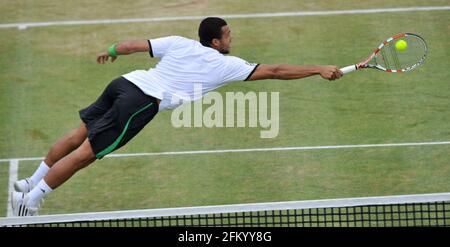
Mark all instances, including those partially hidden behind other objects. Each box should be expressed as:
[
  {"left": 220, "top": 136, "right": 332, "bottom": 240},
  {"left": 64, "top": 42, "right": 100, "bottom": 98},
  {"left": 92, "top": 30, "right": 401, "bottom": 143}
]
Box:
[
  {"left": 222, "top": 56, "right": 260, "bottom": 82},
  {"left": 148, "top": 36, "right": 183, "bottom": 58}
]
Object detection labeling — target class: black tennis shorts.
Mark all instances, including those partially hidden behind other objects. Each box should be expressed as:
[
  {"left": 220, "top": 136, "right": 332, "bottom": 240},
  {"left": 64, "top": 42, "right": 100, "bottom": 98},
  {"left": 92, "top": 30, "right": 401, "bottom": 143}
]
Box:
[{"left": 79, "top": 77, "right": 159, "bottom": 159}]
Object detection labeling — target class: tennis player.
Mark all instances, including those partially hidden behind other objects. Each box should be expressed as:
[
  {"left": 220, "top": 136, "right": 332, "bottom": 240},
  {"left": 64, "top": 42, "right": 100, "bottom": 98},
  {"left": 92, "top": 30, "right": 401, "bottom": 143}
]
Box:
[{"left": 11, "top": 17, "right": 342, "bottom": 216}]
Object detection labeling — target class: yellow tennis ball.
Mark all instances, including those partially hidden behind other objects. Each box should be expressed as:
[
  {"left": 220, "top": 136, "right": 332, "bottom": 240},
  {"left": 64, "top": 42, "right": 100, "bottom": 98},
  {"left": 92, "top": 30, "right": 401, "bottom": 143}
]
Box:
[{"left": 395, "top": 39, "right": 408, "bottom": 52}]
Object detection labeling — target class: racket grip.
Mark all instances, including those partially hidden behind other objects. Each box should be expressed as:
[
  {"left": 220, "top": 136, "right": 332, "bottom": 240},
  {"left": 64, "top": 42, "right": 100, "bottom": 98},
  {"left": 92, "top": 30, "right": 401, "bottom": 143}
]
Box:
[{"left": 340, "top": 65, "right": 357, "bottom": 74}]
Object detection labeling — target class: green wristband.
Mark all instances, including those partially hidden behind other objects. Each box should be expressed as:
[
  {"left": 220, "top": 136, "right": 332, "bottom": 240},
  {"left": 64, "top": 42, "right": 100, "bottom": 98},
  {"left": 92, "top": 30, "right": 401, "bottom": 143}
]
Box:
[{"left": 107, "top": 44, "right": 117, "bottom": 57}]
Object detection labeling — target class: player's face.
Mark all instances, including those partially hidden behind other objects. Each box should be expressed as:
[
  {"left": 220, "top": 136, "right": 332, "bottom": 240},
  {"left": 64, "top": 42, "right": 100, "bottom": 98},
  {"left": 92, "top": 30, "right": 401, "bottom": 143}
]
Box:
[{"left": 218, "top": 25, "right": 232, "bottom": 54}]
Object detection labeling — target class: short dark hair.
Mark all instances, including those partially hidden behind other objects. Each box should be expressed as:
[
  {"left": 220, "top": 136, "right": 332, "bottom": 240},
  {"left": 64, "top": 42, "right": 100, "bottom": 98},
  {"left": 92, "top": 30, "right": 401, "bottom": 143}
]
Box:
[{"left": 198, "top": 17, "right": 227, "bottom": 47}]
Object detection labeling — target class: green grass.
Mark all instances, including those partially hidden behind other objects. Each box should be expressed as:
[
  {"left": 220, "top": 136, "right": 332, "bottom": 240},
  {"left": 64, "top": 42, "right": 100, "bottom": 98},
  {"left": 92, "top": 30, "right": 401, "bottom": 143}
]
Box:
[
  {"left": 0, "top": 1, "right": 449, "bottom": 216},
  {"left": 0, "top": 164, "right": 8, "bottom": 217},
  {"left": 0, "top": 0, "right": 448, "bottom": 22}
]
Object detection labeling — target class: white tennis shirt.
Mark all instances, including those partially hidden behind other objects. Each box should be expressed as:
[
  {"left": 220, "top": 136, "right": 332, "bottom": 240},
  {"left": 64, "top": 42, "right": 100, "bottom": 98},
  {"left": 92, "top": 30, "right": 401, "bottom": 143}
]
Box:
[{"left": 122, "top": 36, "right": 258, "bottom": 111}]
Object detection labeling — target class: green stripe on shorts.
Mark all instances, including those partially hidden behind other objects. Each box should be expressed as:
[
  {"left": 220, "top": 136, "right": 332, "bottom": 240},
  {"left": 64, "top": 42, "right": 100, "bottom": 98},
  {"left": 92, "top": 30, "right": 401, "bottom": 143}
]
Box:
[{"left": 96, "top": 102, "right": 154, "bottom": 159}]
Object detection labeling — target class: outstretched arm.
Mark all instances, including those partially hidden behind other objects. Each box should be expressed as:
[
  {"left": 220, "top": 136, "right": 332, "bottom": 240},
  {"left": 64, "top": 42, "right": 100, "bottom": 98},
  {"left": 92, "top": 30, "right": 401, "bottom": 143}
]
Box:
[
  {"left": 247, "top": 64, "right": 343, "bottom": 81},
  {"left": 96, "top": 40, "right": 150, "bottom": 64}
]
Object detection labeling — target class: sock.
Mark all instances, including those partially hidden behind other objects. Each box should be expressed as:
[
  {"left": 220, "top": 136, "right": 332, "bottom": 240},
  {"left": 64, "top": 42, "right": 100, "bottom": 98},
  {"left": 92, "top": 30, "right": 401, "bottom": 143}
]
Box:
[
  {"left": 27, "top": 180, "right": 53, "bottom": 208},
  {"left": 29, "top": 161, "right": 50, "bottom": 184}
]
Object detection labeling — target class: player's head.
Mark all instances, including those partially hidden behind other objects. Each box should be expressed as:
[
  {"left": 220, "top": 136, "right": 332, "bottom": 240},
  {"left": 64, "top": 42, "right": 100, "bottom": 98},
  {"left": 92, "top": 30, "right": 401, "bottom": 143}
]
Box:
[{"left": 198, "top": 17, "right": 231, "bottom": 54}]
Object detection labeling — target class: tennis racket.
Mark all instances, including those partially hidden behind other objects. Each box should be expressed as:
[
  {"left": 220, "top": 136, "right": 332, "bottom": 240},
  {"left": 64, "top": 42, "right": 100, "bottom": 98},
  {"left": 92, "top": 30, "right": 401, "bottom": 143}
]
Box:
[{"left": 340, "top": 33, "right": 427, "bottom": 74}]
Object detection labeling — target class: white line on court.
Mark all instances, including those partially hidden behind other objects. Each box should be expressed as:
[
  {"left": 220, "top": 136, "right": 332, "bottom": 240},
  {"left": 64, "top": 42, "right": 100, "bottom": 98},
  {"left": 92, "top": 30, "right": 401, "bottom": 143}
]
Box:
[
  {"left": 1, "top": 6, "right": 449, "bottom": 30},
  {"left": 0, "top": 140, "right": 449, "bottom": 163},
  {"left": 6, "top": 159, "right": 18, "bottom": 217},
  {"left": 2, "top": 142, "right": 449, "bottom": 219}
]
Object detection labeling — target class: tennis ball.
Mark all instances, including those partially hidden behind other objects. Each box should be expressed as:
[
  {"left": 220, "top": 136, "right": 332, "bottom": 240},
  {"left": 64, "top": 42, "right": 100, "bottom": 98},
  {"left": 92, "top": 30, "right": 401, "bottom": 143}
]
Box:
[{"left": 395, "top": 39, "right": 408, "bottom": 52}]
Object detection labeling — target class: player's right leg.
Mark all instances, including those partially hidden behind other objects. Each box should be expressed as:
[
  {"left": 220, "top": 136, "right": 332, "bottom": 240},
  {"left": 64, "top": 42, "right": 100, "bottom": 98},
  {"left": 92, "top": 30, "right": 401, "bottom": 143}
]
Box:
[
  {"left": 12, "top": 138, "right": 97, "bottom": 216},
  {"left": 14, "top": 123, "right": 88, "bottom": 193},
  {"left": 44, "top": 122, "right": 89, "bottom": 166}
]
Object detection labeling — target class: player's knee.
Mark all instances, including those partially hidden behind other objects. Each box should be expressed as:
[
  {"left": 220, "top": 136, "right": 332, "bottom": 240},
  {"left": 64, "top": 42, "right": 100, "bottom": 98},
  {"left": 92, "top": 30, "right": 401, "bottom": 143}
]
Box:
[
  {"left": 67, "top": 125, "right": 88, "bottom": 147},
  {"left": 75, "top": 123, "right": 88, "bottom": 140},
  {"left": 74, "top": 140, "right": 96, "bottom": 163}
]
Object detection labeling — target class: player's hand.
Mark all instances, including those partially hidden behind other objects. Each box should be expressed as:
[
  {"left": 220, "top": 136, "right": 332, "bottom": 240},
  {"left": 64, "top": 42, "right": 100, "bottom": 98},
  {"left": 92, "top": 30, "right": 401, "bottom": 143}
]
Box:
[
  {"left": 96, "top": 51, "right": 117, "bottom": 64},
  {"left": 319, "top": 66, "right": 343, "bottom": 81}
]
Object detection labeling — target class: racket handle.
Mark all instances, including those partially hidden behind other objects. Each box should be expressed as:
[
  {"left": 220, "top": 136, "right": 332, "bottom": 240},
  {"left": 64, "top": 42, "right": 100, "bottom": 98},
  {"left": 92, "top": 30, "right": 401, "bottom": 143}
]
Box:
[{"left": 340, "top": 65, "right": 357, "bottom": 74}]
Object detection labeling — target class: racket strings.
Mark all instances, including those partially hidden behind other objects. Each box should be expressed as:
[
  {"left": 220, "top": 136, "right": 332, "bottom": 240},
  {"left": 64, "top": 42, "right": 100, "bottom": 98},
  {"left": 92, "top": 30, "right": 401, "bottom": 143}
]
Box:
[
  {"left": 379, "top": 46, "right": 393, "bottom": 70},
  {"left": 376, "top": 35, "right": 427, "bottom": 71},
  {"left": 388, "top": 43, "right": 402, "bottom": 70},
  {"left": 377, "top": 42, "right": 403, "bottom": 70}
]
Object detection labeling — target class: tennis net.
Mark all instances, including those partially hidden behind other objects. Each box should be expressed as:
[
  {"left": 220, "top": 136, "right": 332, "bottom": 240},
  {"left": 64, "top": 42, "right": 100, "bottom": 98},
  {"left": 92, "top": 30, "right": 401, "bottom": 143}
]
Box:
[{"left": 1, "top": 192, "right": 449, "bottom": 227}]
